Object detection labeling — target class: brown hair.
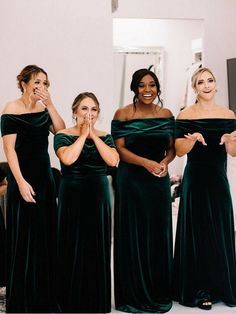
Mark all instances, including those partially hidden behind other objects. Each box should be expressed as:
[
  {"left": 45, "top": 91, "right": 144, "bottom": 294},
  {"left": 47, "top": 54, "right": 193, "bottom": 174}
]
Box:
[
  {"left": 17, "top": 64, "right": 50, "bottom": 93},
  {"left": 71, "top": 92, "right": 100, "bottom": 114}
]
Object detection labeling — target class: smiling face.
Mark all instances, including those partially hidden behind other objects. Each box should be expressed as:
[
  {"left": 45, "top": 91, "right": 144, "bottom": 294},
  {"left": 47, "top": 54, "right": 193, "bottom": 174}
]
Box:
[
  {"left": 73, "top": 96, "right": 100, "bottom": 126},
  {"left": 22, "top": 72, "right": 49, "bottom": 101},
  {"left": 192, "top": 69, "right": 217, "bottom": 102},
  {"left": 137, "top": 74, "right": 158, "bottom": 105}
]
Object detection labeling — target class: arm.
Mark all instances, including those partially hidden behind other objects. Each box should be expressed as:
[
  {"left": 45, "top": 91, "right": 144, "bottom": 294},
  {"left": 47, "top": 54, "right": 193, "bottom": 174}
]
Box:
[
  {"left": 35, "top": 88, "right": 65, "bottom": 133},
  {"left": 0, "top": 178, "right": 7, "bottom": 196},
  {"left": 115, "top": 137, "right": 166, "bottom": 176},
  {"left": 113, "top": 107, "right": 168, "bottom": 176},
  {"left": 55, "top": 118, "right": 90, "bottom": 165},
  {"left": 90, "top": 132, "right": 119, "bottom": 167},
  {"left": 175, "top": 132, "right": 207, "bottom": 157},
  {"left": 2, "top": 134, "right": 36, "bottom": 203},
  {"left": 55, "top": 134, "right": 87, "bottom": 166},
  {"left": 158, "top": 138, "right": 176, "bottom": 176},
  {"left": 220, "top": 130, "right": 236, "bottom": 157}
]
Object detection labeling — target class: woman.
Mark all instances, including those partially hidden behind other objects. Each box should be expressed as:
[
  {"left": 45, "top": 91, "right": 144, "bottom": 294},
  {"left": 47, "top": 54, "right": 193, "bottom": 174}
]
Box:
[
  {"left": 111, "top": 68, "right": 175, "bottom": 313},
  {"left": 173, "top": 67, "right": 236, "bottom": 310},
  {"left": 54, "top": 92, "right": 119, "bottom": 313},
  {"left": 1, "top": 64, "right": 65, "bottom": 313},
  {"left": 0, "top": 166, "right": 7, "bottom": 293}
]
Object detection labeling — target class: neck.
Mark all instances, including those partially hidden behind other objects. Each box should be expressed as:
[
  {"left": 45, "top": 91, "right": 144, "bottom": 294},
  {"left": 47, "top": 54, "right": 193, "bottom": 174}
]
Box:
[
  {"left": 197, "top": 99, "right": 217, "bottom": 110},
  {"left": 20, "top": 94, "right": 36, "bottom": 110},
  {"left": 136, "top": 101, "right": 156, "bottom": 112}
]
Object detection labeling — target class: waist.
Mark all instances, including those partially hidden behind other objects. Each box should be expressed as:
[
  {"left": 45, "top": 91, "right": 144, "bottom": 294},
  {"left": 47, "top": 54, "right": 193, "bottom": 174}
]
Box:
[{"left": 186, "top": 159, "right": 227, "bottom": 169}]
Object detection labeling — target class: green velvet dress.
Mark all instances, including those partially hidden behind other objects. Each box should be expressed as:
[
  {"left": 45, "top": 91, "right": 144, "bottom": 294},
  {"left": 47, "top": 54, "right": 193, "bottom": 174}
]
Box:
[
  {"left": 54, "top": 133, "right": 115, "bottom": 313},
  {"left": 111, "top": 118, "right": 174, "bottom": 313},
  {"left": 0, "top": 168, "right": 6, "bottom": 288},
  {"left": 1, "top": 111, "right": 58, "bottom": 313},
  {"left": 173, "top": 118, "right": 236, "bottom": 307}
]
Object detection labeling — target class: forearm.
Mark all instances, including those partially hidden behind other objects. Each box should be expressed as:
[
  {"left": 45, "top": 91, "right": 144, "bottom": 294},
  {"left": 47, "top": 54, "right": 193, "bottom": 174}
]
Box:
[
  {"left": 225, "top": 143, "right": 236, "bottom": 157},
  {"left": 57, "top": 135, "right": 87, "bottom": 165},
  {"left": 161, "top": 147, "right": 176, "bottom": 166},
  {"left": 92, "top": 136, "right": 119, "bottom": 167},
  {"left": 3, "top": 148, "right": 24, "bottom": 185},
  {"left": 175, "top": 138, "right": 195, "bottom": 157},
  {"left": 117, "top": 146, "right": 148, "bottom": 167},
  {"left": 47, "top": 103, "right": 65, "bottom": 133},
  {"left": 0, "top": 182, "right": 7, "bottom": 196}
]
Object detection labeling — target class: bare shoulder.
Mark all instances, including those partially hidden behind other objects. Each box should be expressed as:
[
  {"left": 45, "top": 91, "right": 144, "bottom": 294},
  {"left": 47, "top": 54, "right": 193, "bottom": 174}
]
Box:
[
  {"left": 159, "top": 107, "right": 173, "bottom": 118},
  {"left": 176, "top": 105, "right": 195, "bottom": 119},
  {"left": 1, "top": 100, "right": 19, "bottom": 114},
  {"left": 95, "top": 129, "right": 109, "bottom": 137},
  {"left": 56, "top": 128, "right": 71, "bottom": 135},
  {"left": 218, "top": 106, "right": 236, "bottom": 118},
  {"left": 113, "top": 104, "right": 134, "bottom": 120}
]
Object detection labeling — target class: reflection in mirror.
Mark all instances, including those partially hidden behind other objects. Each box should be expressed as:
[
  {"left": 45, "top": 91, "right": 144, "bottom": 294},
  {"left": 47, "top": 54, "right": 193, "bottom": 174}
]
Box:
[
  {"left": 114, "top": 46, "right": 164, "bottom": 108},
  {"left": 113, "top": 17, "right": 204, "bottom": 176}
]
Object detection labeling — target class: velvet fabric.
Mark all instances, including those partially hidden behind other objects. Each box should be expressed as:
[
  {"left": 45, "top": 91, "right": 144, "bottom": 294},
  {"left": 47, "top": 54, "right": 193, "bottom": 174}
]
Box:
[
  {"left": 54, "top": 133, "right": 115, "bottom": 313},
  {"left": 173, "top": 118, "right": 236, "bottom": 307},
  {"left": 0, "top": 168, "right": 6, "bottom": 288},
  {"left": 111, "top": 117, "right": 174, "bottom": 313},
  {"left": 0, "top": 111, "right": 58, "bottom": 313}
]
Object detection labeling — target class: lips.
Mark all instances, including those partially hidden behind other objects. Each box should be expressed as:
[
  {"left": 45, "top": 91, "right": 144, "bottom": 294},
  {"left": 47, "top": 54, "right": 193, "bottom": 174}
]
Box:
[{"left": 143, "top": 94, "right": 153, "bottom": 98}]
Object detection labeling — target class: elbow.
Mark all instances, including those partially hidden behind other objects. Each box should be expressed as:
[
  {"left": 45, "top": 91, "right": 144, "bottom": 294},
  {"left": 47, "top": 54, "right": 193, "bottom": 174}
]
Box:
[
  {"left": 107, "top": 158, "right": 120, "bottom": 168},
  {"left": 107, "top": 153, "right": 120, "bottom": 168},
  {"left": 59, "top": 157, "right": 76, "bottom": 166},
  {"left": 176, "top": 151, "right": 185, "bottom": 158}
]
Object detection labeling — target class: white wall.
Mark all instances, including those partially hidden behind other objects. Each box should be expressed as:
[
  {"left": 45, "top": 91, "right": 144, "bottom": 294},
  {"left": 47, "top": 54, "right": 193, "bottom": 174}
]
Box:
[
  {"left": 1, "top": 0, "right": 236, "bottom": 217},
  {"left": 113, "top": 0, "right": 204, "bottom": 19},
  {"left": 113, "top": 18, "right": 203, "bottom": 115},
  {"left": 113, "top": 0, "right": 236, "bottom": 221},
  {"left": 203, "top": 0, "right": 236, "bottom": 223},
  {"left": 0, "top": 0, "right": 114, "bottom": 167}
]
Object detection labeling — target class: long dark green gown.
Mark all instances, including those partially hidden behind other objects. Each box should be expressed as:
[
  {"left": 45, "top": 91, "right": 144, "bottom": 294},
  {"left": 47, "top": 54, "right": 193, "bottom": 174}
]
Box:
[
  {"left": 173, "top": 118, "right": 236, "bottom": 307},
  {"left": 54, "top": 133, "right": 115, "bottom": 313},
  {"left": 0, "top": 168, "right": 6, "bottom": 288},
  {"left": 0, "top": 111, "right": 58, "bottom": 313},
  {"left": 111, "top": 118, "right": 174, "bottom": 313}
]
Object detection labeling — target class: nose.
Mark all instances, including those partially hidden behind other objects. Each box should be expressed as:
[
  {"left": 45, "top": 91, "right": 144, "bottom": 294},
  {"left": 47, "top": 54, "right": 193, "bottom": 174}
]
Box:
[{"left": 144, "top": 84, "right": 151, "bottom": 91}]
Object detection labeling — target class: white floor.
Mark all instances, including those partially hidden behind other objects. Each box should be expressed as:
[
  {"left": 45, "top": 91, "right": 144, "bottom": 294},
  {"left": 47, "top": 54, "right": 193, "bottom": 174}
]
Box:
[{"left": 111, "top": 302, "right": 236, "bottom": 313}]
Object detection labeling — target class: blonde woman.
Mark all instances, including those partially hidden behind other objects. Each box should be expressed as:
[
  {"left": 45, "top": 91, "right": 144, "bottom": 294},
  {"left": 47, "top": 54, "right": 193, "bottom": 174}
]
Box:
[{"left": 173, "top": 67, "right": 236, "bottom": 310}]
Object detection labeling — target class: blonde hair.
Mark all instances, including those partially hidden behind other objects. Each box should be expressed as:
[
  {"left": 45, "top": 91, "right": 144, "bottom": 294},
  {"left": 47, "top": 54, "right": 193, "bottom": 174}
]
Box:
[{"left": 191, "top": 67, "right": 216, "bottom": 90}]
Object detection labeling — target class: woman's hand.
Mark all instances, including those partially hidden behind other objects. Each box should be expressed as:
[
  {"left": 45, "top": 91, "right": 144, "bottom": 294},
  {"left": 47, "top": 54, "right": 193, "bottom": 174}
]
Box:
[
  {"left": 184, "top": 132, "right": 207, "bottom": 146},
  {"left": 220, "top": 131, "right": 236, "bottom": 145},
  {"left": 33, "top": 87, "right": 52, "bottom": 107},
  {"left": 18, "top": 179, "right": 36, "bottom": 203},
  {"left": 79, "top": 114, "right": 90, "bottom": 138},
  {"left": 143, "top": 159, "right": 167, "bottom": 177}
]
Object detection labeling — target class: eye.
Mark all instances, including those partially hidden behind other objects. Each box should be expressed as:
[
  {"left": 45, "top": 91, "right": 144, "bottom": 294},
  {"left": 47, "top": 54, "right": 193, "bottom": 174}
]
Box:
[
  {"left": 197, "top": 81, "right": 204, "bottom": 85},
  {"left": 208, "top": 79, "right": 214, "bottom": 83},
  {"left": 138, "top": 83, "right": 144, "bottom": 88},
  {"left": 150, "top": 83, "right": 156, "bottom": 88}
]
